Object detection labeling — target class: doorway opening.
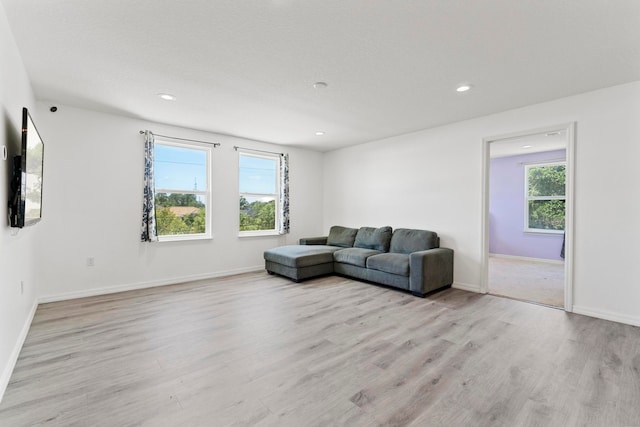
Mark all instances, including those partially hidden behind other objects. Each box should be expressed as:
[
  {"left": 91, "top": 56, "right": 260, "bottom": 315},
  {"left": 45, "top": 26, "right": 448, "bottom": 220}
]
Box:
[{"left": 482, "top": 124, "right": 575, "bottom": 310}]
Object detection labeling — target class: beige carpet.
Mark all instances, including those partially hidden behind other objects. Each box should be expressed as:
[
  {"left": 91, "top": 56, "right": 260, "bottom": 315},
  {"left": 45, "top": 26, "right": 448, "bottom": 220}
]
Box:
[{"left": 488, "top": 255, "right": 564, "bottom": 307}]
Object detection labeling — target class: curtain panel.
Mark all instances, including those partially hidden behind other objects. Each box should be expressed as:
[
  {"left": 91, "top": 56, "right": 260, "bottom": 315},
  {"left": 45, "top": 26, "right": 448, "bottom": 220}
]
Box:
[
  {"left": 279, "top": 153, "right": 290, "bottom": 234},
  {"left": 141, "top": 131, "right": 158, "bottom": 242}
]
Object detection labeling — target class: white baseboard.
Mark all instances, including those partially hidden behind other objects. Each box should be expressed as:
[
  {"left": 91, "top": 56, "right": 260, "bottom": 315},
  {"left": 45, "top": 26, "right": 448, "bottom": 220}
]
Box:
[
  {"left": 452, "top": 281, "right": 482, "bottom": 293},
  {"left": 490, "top": 253, "right": 564, "bottom": 265},
  {"left": 0, "top": 300, "right": 38, "bottom": 404},
  {"left": 38, "top": 265, "right": 265, "bottom": 304},
  {"left": 453, "top": 281, "right": 639, "bottom": 328},
  {"left": 572, "top": 305, "right": 640, "bottom": 327}
]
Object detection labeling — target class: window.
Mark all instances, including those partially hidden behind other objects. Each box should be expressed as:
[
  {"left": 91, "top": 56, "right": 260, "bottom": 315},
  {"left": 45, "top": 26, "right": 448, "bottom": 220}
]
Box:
[
  {"left": 238, "top": 151, "right": 280, "bottom": 235},
  {"left": 154, "top": 139, "right": 211, "bottom": 240},
  {"left": 525, "top": 161, "right": 566, "bottom": 233}
]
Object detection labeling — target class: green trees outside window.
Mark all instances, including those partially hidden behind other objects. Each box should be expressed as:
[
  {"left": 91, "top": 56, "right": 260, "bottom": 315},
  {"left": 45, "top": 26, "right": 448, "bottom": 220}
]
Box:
[
  {"left": 526, "top": 163, "right": 566, "bottom": 231},
  {"left": 238, "top": 152, "right": 279, "bottom": 233},
  {"left": 153, "top": 140, "right": 210, "bottom": 239},
  {"left": 239, "top": 196, "right": 275, "bottom": 231},
  {"left": 155, "top": 193, "right": 206, "bottom": 236}
]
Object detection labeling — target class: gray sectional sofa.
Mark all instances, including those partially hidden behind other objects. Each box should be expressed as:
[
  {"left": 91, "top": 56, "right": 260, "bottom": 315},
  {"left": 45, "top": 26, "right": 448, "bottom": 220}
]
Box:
[{"left": 264, "top": 225, "right": 454, "bottom": 297}]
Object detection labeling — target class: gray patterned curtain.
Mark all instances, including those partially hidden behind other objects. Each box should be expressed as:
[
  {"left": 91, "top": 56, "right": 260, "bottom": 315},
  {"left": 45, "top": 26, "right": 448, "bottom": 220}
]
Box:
[
  {"left": 278, "top": 153, "right": 290, "bottom": 234},
  {"left": 141, "top": 131, "right": 158, "bottom": 242}
]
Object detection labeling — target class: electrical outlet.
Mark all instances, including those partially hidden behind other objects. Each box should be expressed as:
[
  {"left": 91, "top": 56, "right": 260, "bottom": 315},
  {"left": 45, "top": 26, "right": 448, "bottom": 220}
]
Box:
[
  {"left": 86, "top": 257, "right": 95, "bottom": 267},
  {"left": 20, "top": 281, "right": 24, "bottom": 295}
]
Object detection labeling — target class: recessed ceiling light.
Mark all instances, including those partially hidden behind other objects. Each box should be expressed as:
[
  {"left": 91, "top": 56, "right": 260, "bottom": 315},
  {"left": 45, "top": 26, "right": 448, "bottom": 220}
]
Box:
[
  {"left": 315, "top": 131, "right": 325, "bottom": 136},
  {"left": 456, "top": 83, "right": 473, "bottom": 92},
  {"left": 158, "top": 93, "right": 176, "bottom": 101},
  {"left": 313, "top": 82, "right": 328, "bottom": 89},
  {"left": 522, "top": 145, "right": 533, "bottom": 149}
]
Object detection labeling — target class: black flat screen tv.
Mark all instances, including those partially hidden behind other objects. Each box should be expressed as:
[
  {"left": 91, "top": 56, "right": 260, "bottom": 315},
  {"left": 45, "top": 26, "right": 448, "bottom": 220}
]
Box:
[{"left": 8, "top": 107, "right": 44, "bottom": 228}]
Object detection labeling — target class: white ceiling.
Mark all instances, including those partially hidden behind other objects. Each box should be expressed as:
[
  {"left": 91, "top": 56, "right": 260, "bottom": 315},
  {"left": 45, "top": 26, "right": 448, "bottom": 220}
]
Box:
[
  {"left": 2, "top": 0, "right": 639, "bottom": 152},
  {"left": 490, "top": 131, "right": 567, "bottom": 158}
]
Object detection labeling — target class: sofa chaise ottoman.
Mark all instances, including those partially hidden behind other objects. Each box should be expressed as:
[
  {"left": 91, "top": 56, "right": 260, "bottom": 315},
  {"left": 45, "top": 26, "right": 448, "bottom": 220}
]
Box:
[{"left": 264, "top": 225, "right": 454, "bottom": 297}]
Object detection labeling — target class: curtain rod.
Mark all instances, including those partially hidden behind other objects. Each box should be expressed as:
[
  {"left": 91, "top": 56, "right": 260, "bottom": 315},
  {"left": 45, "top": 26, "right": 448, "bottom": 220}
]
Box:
[
  {"left": 233, "top": 146, "right": 284, "bottom": 156},
  {"left": 139, "top": 130, "right": 221, "bottom": 147}
]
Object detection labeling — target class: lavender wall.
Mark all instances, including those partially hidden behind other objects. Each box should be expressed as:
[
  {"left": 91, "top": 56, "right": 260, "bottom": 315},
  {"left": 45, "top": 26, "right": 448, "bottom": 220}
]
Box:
[{"left": 489, "top": 149, "right": 566, "bottom": 261}]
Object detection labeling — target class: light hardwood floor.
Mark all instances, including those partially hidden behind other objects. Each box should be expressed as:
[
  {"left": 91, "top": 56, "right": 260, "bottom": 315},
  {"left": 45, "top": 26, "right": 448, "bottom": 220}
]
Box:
[{"left": 1, "top": 272, "right": 639, "bottom": 426}]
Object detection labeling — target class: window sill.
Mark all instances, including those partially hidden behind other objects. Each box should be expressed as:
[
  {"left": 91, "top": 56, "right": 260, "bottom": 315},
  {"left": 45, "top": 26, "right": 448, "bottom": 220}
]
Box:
[
  {"left": 239, "top": 230, "right": 280, "bottom": 238},
  {"left": 157, "top": 233, "right": 212, "bottom": 243},
  {"left": 524, "top": 229, "right": 564, "bottom": 235}
]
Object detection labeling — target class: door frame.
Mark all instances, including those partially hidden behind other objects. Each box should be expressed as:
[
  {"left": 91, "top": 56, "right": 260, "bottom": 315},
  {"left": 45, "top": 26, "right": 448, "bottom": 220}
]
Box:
[{"left": 480, "top": 122, "right": 576, "bottom": 311}]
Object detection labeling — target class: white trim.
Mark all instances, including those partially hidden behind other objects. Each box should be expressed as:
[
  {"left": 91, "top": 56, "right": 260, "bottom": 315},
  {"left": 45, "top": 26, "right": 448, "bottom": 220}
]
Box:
[
  {"left": 154, "top": 138, "right": 212, "bottom": 240},
  {"left": 0, "top": 301, "right": 38, "bottom": 403},
  {"left": 489, "top": 253, "right": 564, "bottom": 265},
  {"left": 517, "top": 157, "right": 566, "bottom": 166},
  {"left": 564, "top": 122, "right": 576, "bottom": 312},
  {"left": 238, "top": 150, "right": 281, "bottom": 234},
  {"left": 37, "top": 265, "right": 265, "bottom": 304},
  {"left": 238, "top": 231, "right": 280, "bottom": 237},
  {"left": 453, "top": 281, "right": 482, "bottom": 293},
  {"left": 481, "top": 122, "right": 576, "bottom": 313},
  {"left": 158, "top": 234, "right": 213, "bottom": 243},
  {"left": 524, "top": 228, "right": 564, "bottom": 235},
  {"left": 155, "top": 188, "right": 209, "bottom": 195},
  {"left": 480, "top": 128, "right": 491, "bottom": 294},
  {"left": 573, "top": 305, "right": 640, "bottom": 328},
  {"left": 523, "top": 161, "right": 566, "bottom": 233}
]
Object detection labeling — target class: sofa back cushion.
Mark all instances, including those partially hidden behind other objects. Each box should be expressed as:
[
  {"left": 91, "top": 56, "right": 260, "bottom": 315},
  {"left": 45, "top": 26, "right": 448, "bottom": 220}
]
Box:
[
  {"left": 326, "top": 226, "right": 358, "bottom": 248},
  {"left": 354, "top": 226, "right": 393, "bottom": 252},
  {"left": 390, "top": 228, "right": 439, "bottom": 254}
]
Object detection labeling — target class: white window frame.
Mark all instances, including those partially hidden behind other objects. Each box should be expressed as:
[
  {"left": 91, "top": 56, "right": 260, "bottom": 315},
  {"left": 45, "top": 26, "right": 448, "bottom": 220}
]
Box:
[
  {"left": 238, "top": 151, "right": 281, "bottom": 237},
  {"left": 524, "top": 161, "right": 566, "bottom": 235},
  {"left": 154, "top": 139, "right": 212, "bottom": 242}
]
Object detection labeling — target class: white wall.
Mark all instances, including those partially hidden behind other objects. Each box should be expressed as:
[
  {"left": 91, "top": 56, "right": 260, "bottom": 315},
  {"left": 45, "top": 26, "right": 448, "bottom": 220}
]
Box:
[
  {"left": 0, "top": 4, "right": 39, "bottom": 401},
  {"left": 2, "top": 0, "right": 638, "bottom": 401},
  {"left": 324, "top": 81, "right": 640, "bottom": 326},
  {"left": 34, "top": 103, "right": 324, "bottom": 301}
]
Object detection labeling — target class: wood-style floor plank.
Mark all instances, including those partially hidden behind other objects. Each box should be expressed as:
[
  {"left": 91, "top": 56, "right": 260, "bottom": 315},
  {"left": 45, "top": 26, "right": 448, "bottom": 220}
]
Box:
[{"left": 1, "top": 272, "right": 639, "bottom": 426}]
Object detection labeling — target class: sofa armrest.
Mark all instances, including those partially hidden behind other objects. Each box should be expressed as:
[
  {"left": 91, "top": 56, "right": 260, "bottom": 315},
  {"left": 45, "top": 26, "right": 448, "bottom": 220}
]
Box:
[
  {"left": 409, "top": 248, "right": 454, "bottom": 296},
  {"left": 299, "top": 236, "right": 328, "bottom": 245}
]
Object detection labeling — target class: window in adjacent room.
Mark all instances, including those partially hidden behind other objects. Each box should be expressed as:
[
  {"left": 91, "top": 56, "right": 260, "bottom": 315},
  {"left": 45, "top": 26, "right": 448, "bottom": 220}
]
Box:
[
  {"left": 524, "top": 161, "right": 566, "bottom": 233},
  {"left": 154, "top": 139, "right": 211, "bottom": 240},
  {"left": 238, "top": 151, "right": 280, "bottom": 235}
]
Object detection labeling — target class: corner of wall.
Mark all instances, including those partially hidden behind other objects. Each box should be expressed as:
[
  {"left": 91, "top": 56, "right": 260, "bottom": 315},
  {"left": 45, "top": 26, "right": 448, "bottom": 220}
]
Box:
[
  {"left": 0, "top": 300, "right": 37, "bottom": 403},
  {"left": 452, "top": 282, "right": 482, "bottom": 293},
  {"left": 0, "top": 1, "right": 40, "bottom": 404},
  {"left": 572, "top": 305, "right": 640, "bottom": 328}
]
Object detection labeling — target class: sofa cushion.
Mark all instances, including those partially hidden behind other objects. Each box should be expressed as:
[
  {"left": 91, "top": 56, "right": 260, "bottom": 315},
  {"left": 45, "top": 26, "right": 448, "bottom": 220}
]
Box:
[
  {"left": 326, "top": 226, "right": 358, "bottom": 248},
  {"left": 354, "top": 226, "right": 392, "bottom": 252},
  {"left": 264, "top": 245, "right": 341, "bottom": 268},
  {"left": 366, "top": 253, "right": 410, "bottom": 276},
  {"left": 333, "top": 248, "right": 382, "bottom": 267},
  {"left": 390, "top": 228, "right": 439, "bottom": 254}
]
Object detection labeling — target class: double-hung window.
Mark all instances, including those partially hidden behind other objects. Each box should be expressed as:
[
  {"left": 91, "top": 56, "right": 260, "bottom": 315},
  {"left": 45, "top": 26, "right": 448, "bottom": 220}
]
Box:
[
  {"left": 525, "top": 161, "right": 566, "bottom": 233},
  {"left": 238, "top": 151, "right": 280, "bottom": 236},
  {"left": 154, "top": 139, "right": 211, "bottom": 241}
]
